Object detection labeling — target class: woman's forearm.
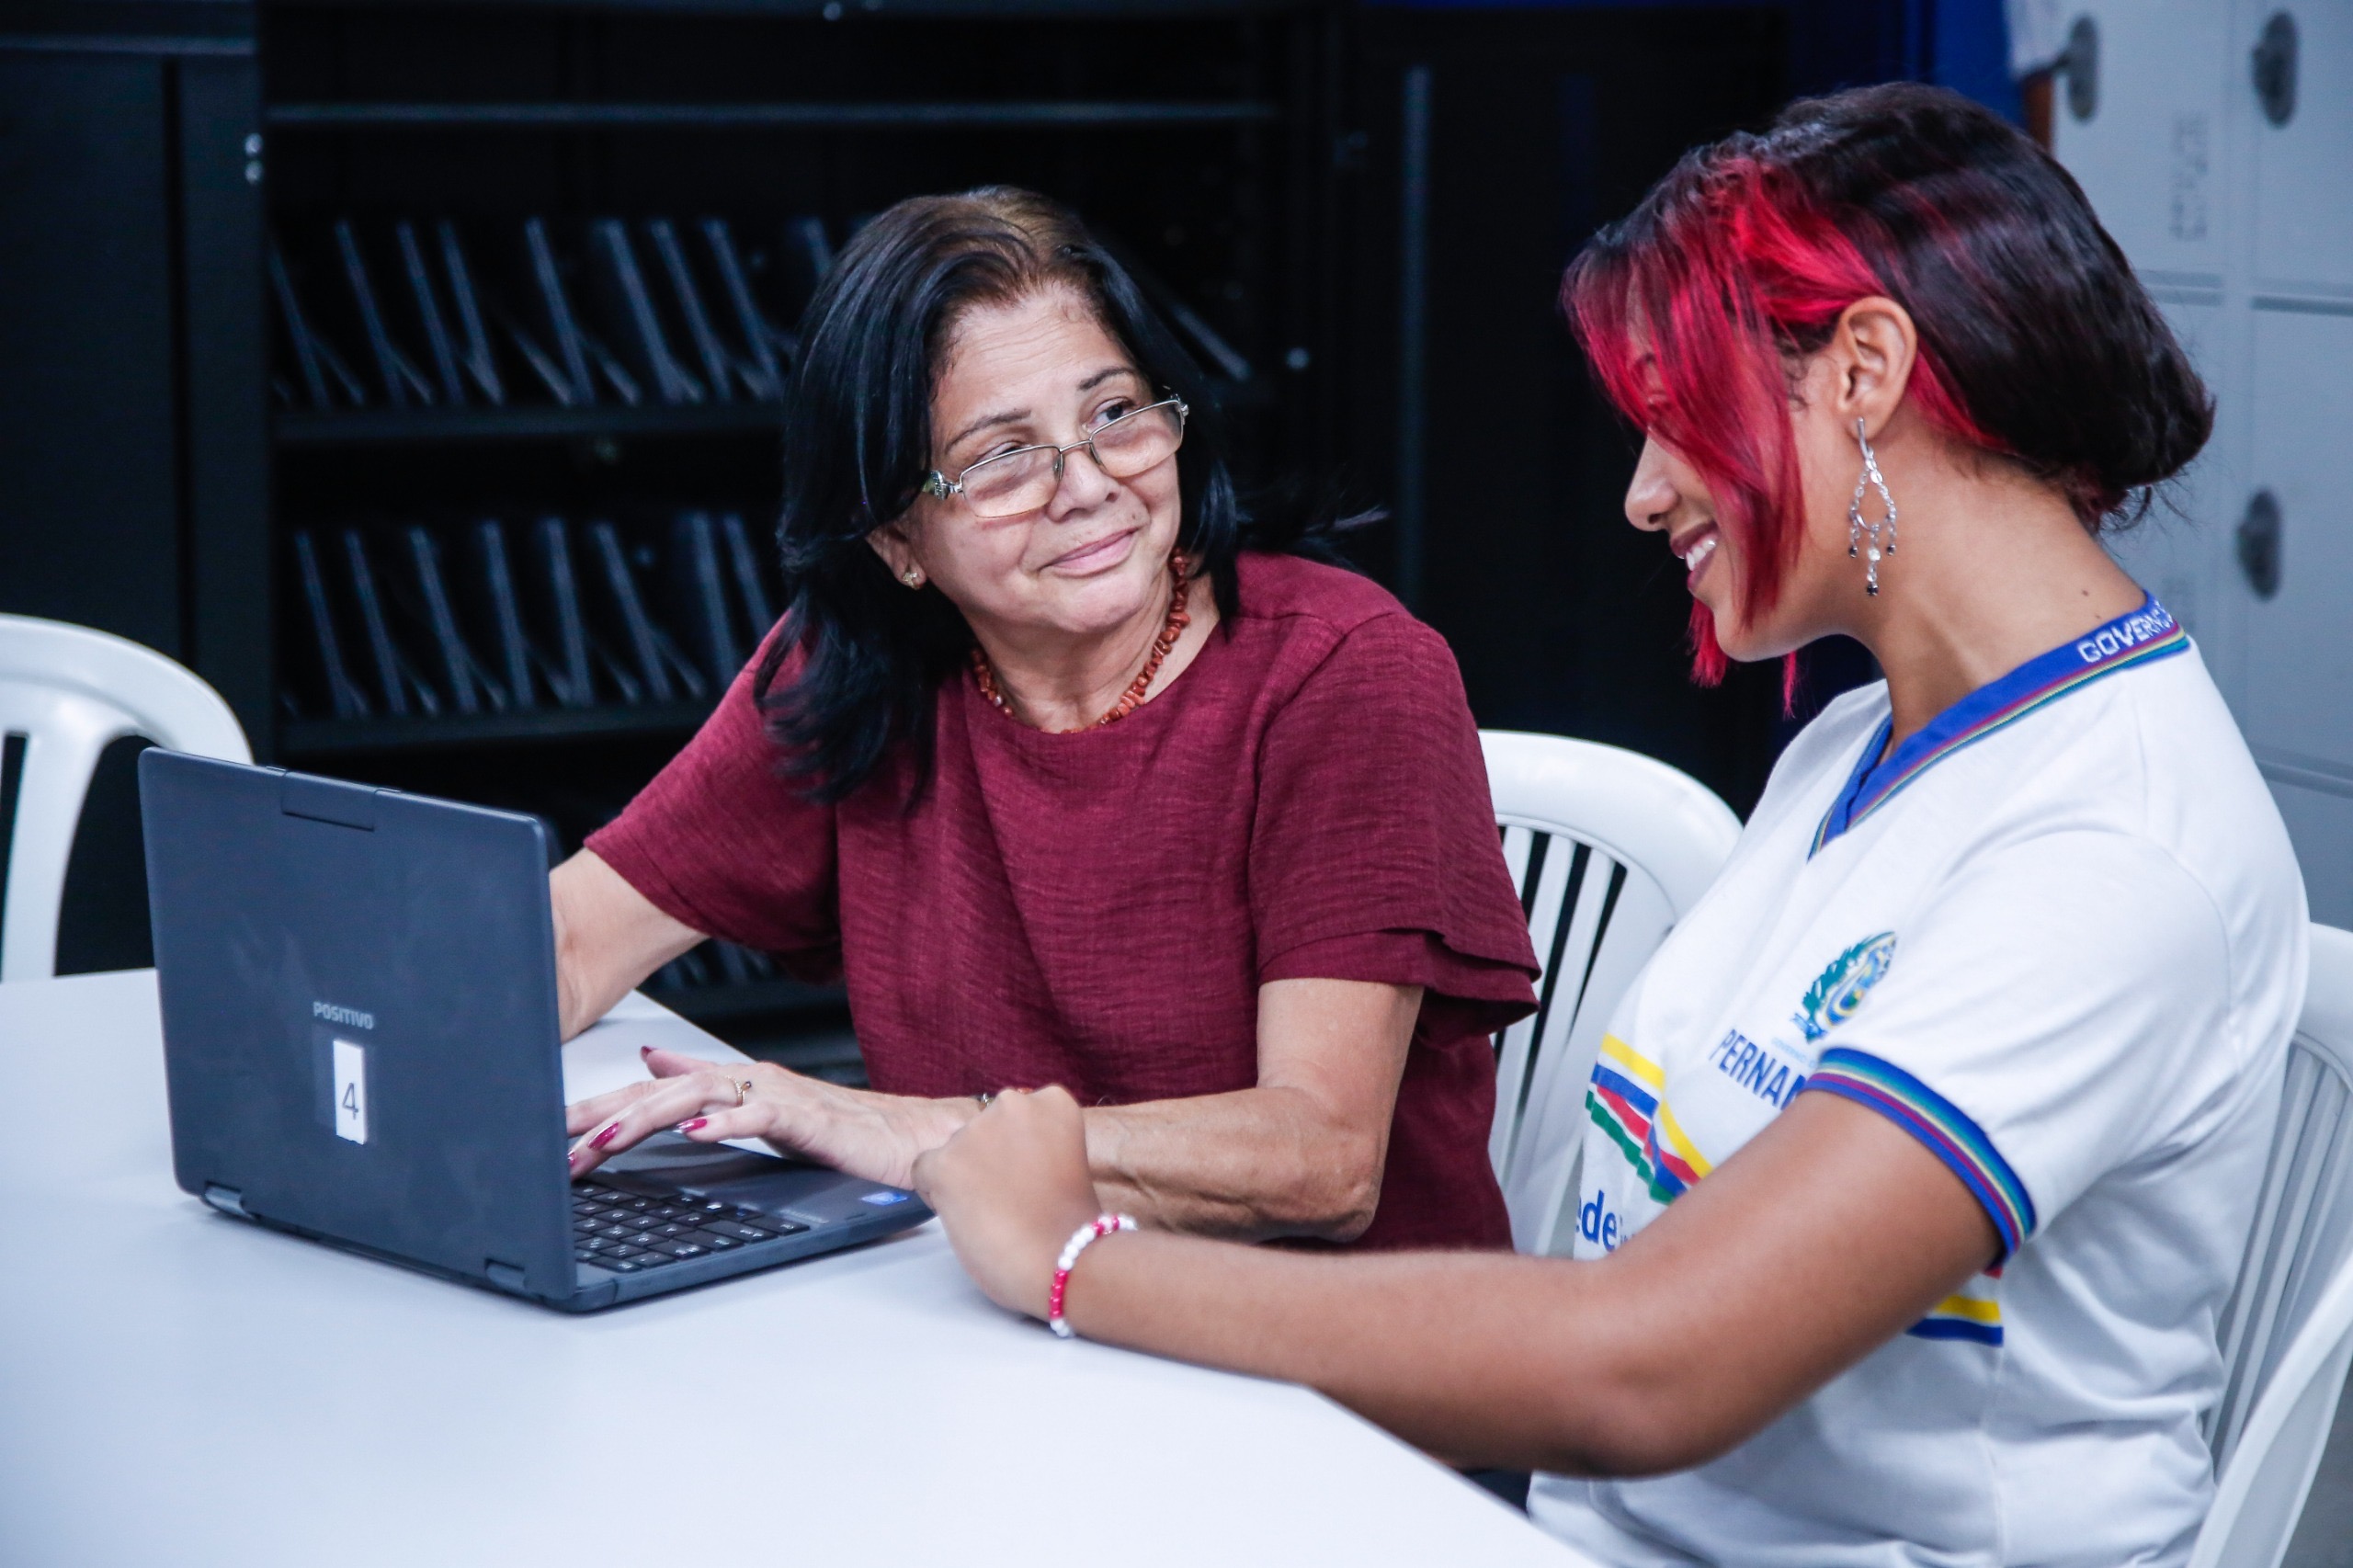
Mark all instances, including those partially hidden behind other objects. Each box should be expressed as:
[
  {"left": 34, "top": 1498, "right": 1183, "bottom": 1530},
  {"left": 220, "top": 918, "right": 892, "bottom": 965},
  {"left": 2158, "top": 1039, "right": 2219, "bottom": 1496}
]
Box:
[
  {"left": 1075, "top": 980, "right": 1418, "bottom": 1240},
  {"left": 1053, "top": 1232, "right": 1642, "bottom": 1471},
  {"left": 1083, "top": 1085, "right": 1390, "bottom": 1241},
  {"left": 705, "top": 1074, "right": 1387, "bottom": 1228},
  {"left": 915, "top": 1084, "right": 1648, "bottom": 1471},
  {"left": 551, "top": 851, "right": 705, "bottom": 1040},
  {"left": 721, "top": 1076, "right": 1389, "bottom": 1235},
  {"left": 918, "top": 1089, "right": 2001, "bottom": 1479},
  {"left": 573, "top": 965, "right": 1413, "bottom": 1237}
]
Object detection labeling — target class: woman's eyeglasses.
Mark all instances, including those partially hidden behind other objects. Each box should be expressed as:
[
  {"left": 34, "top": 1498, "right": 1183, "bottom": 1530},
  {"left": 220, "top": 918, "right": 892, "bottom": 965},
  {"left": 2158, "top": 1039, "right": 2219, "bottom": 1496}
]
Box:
[{"left": 920, "top": 397, "right": 1188, "bottom": 519}]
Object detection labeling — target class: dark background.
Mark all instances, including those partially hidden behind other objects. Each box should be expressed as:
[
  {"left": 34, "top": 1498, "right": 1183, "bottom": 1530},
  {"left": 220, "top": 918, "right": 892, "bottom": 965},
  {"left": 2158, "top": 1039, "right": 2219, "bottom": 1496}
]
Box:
[{"left": 0, "top": 0, "right": 1998, "bottom": 1054}]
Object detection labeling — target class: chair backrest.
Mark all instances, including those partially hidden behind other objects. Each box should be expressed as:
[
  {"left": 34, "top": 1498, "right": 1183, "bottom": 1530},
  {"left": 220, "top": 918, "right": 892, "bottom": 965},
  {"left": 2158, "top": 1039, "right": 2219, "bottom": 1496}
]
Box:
[
  {"left": 2191, "top": 921, "right": 2353, "bottom": 1568},
  {"left": 1480, "top": 730, "right": 1742, "bottom": 1255},
  {"left": 0, "top": 615, "right": 250, "bottom": 982}
]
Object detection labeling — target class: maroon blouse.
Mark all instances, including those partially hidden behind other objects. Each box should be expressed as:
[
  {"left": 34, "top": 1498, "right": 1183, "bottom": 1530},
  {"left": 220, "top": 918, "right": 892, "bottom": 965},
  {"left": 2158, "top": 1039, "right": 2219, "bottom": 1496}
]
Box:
[{"left": 586, "top": 552, "right": 1538, "bottom": 1249}]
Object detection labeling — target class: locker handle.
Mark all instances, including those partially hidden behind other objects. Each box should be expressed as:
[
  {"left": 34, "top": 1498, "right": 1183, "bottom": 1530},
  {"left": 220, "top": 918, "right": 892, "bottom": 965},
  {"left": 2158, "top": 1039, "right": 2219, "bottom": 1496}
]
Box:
[
  {"left": 2062, "top": 16, "right": 2099, "bottom": 123},
  {"left": 2253, "top": 12, "right": 2298, "bottom": 128},
  {"left": 2238, "top": 489, "right": 2283, "bottom": 601}
]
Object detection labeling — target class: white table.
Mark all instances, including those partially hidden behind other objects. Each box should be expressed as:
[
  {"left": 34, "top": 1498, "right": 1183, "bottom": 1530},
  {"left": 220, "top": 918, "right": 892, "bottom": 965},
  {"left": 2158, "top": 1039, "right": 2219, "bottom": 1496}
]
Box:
[{"left": 0, "top": 971, "right": 1586, "bottom": 1567}]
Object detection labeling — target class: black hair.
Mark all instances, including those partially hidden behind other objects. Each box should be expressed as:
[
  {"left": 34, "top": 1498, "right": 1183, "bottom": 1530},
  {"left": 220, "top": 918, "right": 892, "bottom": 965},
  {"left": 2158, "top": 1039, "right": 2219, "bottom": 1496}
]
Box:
[{"left": 756, "top": 186, "right": 1313, "bottom": 801}]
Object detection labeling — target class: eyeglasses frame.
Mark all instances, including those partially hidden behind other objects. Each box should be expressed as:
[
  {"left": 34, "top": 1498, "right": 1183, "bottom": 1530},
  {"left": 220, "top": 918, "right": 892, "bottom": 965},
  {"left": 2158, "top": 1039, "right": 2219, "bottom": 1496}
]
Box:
[{"left": 918, "top": 396, "right": 1189, "bottom": 515}]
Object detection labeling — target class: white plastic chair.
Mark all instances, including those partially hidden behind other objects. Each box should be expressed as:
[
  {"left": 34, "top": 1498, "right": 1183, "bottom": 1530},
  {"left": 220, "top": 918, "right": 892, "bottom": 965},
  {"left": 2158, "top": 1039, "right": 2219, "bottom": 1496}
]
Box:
[
  {"left": 1480, "top": 730, "right": 1742, "bottom": 1255},
  {"left": 2191, "top": 921, "right": 2353, "bottom": 1568},
  {"left": 0, "top": 615, "right": 249, "bottom": 982}
]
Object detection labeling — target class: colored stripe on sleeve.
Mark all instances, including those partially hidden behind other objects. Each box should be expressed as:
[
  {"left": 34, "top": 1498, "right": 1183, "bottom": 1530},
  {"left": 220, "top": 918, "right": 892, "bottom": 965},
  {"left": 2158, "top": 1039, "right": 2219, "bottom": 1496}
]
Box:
[
  {"left": 1802, "top": 1047, "right": 2037, "bottom": 1260},
  {"left": 1907, "top": 1317, "right": 2005, "bottom": 1346},
  {"left": 1907, "top": 1277, "right": 2005, "bottom": 1345}
]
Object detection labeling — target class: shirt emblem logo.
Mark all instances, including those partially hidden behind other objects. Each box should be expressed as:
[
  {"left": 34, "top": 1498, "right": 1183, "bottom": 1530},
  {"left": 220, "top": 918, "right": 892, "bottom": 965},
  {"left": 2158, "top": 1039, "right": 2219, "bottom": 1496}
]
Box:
[{"left": 1793, "top": 932, "right": 1897, "bottom": 1042}]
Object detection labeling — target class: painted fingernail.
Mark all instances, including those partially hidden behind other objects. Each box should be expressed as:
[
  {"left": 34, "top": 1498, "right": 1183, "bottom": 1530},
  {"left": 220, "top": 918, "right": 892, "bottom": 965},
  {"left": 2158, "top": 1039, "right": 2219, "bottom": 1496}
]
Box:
[
  {"left": 676, "top": 1118, "right": 708, "bottom": 1133},
  {"left": 641, "top": 1044, "right": 653, "bottom": 1055},
  {"left": 566, "top": 1148, "right": 580, "bottom": 1171},
  {"left": 590, "top": 1122, "right": 621, "bottom": 1150}
]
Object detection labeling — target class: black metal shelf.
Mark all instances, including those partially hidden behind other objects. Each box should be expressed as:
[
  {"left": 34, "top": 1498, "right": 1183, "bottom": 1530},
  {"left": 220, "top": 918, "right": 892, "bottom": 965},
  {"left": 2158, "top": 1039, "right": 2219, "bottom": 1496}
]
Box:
[
  {"left": 267, "top": 100, "right": 1279, "bottom": 131},
  {"left": 267, "top": 0, "right": 1292, "bottom": 17},
  {"left": 663, "top": 978, "right": 850, "bottom": 1027},
  {"left": 280, "top": 700, "right": 712, "bottom": 757},
  {"left": 238, "top": 0, "right": 1341, "bottom": 873},
  {"left": 275, "top": 403, "right": 783, "bottom": 447}
]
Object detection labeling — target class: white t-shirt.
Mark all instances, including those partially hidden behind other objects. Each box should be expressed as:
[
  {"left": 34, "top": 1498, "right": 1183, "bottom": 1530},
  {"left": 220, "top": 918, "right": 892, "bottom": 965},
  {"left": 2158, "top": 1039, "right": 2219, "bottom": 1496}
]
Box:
[{"left": 1529, "top": 599, "right": 2308, "bottom": 1568}]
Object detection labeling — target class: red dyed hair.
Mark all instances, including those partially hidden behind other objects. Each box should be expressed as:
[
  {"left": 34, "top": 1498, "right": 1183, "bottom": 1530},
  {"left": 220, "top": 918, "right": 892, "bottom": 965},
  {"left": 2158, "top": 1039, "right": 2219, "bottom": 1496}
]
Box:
[
  {"left": 1570, "top": 87, "right": 2213, "bottom": 690},
  {"left": 1568, "top": 157, "right": 1996, "bottom": 688}
]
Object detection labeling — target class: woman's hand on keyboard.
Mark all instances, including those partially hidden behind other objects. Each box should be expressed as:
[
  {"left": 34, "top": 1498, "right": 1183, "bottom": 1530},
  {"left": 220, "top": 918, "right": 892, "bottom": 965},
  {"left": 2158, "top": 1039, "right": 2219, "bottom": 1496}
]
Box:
[{"left": 563, "top": 1046, "right": 977, "bottom": 1189}]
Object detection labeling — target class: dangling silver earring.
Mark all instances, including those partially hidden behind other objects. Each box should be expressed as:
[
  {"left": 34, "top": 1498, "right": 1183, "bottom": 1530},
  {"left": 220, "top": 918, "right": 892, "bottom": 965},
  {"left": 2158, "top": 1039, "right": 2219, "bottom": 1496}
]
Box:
[
  {"left": 902, "top": 565, "right": 924, "bottom": 589},
  {"left": 1847, "top": 418, "right": 1897, "bottom": 597}
]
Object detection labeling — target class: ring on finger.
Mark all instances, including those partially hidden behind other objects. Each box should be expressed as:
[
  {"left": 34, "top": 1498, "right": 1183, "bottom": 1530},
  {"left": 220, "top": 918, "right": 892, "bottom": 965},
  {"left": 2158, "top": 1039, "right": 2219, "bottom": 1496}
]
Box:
[{"left": 732, "top": 1078, "right": 752, "bottom": 1108}]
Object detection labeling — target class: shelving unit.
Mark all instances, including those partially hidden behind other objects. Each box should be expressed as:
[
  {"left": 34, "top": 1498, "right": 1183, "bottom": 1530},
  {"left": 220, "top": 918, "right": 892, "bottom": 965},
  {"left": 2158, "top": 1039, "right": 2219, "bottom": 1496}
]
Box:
[
  {"left": 240, "top": 0, "right": 1347, "bottom": 1071},
  {"left": 5, "top": 0, "right": 1960, "bottom": 1003},
  {"left": 275, "top": 403, "right": 784, "bottom": 445},
  {"left": 279, "top": 699, "right": 710, "bottom": 759},
  {"left": 266, "top": 98, "right": 1282, "bottom": 129}
]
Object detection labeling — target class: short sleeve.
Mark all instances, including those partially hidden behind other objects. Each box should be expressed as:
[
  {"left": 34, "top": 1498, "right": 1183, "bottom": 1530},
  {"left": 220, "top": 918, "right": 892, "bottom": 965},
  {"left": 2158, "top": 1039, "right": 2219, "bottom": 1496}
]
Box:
[
  {"left": 1262, "top": 930, "right": 1536, "bottom": 1044},
  {"left": 1798, "top": 832, "right": 2235, "bottom": 1259},
  {"left": 1249, "top": 614, "right": 1539, "bottom": 1028},
  {"left": 583, "top": 646, "right": 843, "bottom": 980}
]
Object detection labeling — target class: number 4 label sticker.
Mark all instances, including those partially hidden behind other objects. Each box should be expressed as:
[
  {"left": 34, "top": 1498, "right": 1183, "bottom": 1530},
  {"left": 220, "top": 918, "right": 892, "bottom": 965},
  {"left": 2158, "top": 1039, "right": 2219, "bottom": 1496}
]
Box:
[{"left": 332, "top": 1038, "right": 369, "bottom": 1145}]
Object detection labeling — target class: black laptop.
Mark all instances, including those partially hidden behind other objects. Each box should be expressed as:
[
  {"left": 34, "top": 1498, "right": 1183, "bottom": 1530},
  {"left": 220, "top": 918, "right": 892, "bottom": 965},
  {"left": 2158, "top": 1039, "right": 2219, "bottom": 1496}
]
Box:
[{"left": 140, "top": 749, "right": 929, "bottom": 1312}]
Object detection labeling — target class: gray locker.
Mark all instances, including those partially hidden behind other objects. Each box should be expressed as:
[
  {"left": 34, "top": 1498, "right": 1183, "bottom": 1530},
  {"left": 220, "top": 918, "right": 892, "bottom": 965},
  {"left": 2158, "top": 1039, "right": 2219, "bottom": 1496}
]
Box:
[
  {"left": 2054, "top": 0, "right": 2353, "bottom": 915},
  {"left": 2244, "top": 310, "right": 2353, "bottom": 776},
  {"left": 2250, "top": 5, "right": 2353, "bottom": 296},
  {"left": 2051, "top": 0, "right": 2234, "bottom": 286},
  {"left": 2107, "top": 300, "right": 2240, "bottom": 693}
]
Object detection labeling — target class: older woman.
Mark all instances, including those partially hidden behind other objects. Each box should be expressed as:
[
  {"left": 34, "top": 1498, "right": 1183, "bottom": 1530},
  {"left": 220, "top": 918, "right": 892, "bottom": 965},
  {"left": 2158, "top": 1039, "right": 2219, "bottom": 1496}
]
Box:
[
  {"left": 558, "top": 187, "right": 1538, "bottom": 1249},
  {"left": 911, "top": 86, "right": 2307, "bottom": 1566}
]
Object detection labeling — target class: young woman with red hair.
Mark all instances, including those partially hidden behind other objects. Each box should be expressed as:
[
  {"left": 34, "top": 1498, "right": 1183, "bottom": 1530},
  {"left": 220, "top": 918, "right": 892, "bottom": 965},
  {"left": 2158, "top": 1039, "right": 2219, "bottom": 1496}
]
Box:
[{"left": 909, "top": 84, "right": 2309, "bottom": 1565}]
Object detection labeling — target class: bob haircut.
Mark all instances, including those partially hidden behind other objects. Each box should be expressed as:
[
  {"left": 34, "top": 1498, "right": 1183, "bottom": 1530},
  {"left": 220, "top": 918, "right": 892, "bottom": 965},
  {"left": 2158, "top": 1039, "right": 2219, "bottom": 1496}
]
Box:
[
  {"left": 756, "top": 187, "right": 1265, "bottom": 801},
  {"left": 1563, "top": 82, "right": 2213, "bottom": 684}
]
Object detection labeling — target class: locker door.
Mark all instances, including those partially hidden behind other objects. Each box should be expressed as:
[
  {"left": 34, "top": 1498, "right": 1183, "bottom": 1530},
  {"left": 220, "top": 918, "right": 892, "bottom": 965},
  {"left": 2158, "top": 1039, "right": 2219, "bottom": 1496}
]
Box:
[
  {"left": 2105, "top": 301, "right": 2239, "bottom": 686},
  {"left": 2246, "top": 1, "right": 2353, "bottom": 296},
  {"left": 2241, "top": 309, "right": 2353, "bottom": 771},
  {"left": 2233, "top": 0, "right": 2353, "bottom": 917},
  {"left": 2270, "top": 779, "right": 2353, "bottom": 926},
  {"left": 2051, "top": 0, "right": 2234, "bottom": 286},
  {"left": 2242, "top": 301, "right": 2353, "bottom": 918}
]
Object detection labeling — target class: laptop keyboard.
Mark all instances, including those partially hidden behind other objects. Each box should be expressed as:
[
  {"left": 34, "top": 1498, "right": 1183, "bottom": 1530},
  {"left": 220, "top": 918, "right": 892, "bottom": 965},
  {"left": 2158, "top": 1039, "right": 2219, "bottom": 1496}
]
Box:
[{"left": 571, "top": 1182, "right": 808, "bottom": 1274}]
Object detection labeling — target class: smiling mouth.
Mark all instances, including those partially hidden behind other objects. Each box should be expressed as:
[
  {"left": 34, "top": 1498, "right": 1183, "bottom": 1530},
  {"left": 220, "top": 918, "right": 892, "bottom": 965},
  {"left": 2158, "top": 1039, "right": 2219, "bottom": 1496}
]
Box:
[
  {"left": 1675, "top": 522, "right": 1732, "bottom": 576},
  {"left": 1046, "top": 528, "right": 1138, "bottom": 574}
]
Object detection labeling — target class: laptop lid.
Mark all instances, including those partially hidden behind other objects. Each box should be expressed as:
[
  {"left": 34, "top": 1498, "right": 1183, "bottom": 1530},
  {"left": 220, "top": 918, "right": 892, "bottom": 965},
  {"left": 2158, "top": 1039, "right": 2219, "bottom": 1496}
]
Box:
[{"left": 141, "top": 750, "right": 574, "bottom": 1301}]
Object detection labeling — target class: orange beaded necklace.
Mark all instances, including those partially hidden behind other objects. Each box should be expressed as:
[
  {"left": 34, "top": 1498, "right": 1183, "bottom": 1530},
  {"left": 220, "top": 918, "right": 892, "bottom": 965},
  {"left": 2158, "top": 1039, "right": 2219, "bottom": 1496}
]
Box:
[{"left": 971, "top": 559, "right": 1192, "bottom": 732}]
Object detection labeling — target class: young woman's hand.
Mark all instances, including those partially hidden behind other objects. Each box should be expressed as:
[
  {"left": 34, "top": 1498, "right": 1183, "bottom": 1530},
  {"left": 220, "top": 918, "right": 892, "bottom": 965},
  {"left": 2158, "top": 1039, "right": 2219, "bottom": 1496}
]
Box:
[
  {"left": 913, "top": 1086, "right": 1103, "bottom": 1320},
  {"left": 564, "top": 1046, "right": 972, "bottom": 1189}
]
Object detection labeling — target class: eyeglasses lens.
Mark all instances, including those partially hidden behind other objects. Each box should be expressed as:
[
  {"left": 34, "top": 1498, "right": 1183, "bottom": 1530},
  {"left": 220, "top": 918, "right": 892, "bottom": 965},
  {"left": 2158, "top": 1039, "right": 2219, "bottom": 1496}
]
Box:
[
  {"left": 961, "top": 449, "right": 1060, "bottom": 517},
  {"left": 1091, "top": 403, "right": 1183, "bottom": 476},
  {"left": 958, "top": 403, "right": 1185, "bottom": 519}
]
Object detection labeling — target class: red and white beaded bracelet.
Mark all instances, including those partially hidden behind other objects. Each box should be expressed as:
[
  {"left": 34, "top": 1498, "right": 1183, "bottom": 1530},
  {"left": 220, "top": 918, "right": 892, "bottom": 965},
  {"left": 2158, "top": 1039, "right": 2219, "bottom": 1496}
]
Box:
[{"left": 1048, "top": 1212, "right": 1137, "bottom": 1339}]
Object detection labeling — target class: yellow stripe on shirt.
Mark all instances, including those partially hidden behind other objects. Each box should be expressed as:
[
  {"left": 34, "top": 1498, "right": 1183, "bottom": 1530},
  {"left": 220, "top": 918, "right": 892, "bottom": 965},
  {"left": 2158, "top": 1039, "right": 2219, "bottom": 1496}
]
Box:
[
  {"left": 1598, "top": 1034, "right": 1665, "bottom": 1090},
  {"left": 1654, "top": 1097, "right": 1716, "bottom": 1180}
]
